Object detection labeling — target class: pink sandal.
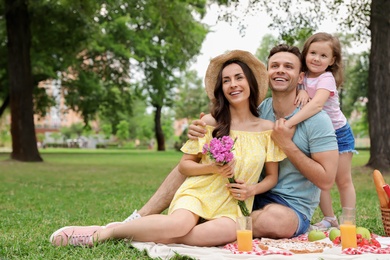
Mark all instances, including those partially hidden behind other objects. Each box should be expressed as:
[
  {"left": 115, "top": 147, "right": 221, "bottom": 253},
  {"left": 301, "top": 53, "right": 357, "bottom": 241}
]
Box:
[{"left": 312, "top": 217, "right": 339, "bottom": 230}]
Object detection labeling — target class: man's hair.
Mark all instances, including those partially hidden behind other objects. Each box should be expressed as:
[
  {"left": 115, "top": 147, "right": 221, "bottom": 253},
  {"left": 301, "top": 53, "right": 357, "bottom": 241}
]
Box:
[
  {"left": 267, "top": 44, "right": 302, "bottom": 71},
  {"left": 268, "top": 44, "right": 302, "bottom": 61}
]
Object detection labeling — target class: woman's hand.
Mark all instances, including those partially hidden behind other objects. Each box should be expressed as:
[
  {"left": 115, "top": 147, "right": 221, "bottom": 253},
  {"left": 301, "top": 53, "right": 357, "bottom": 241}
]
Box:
[
  {"left": 226, "top": 179, "right": 255, "bottom": 201},
  {"left": 212, "top": 159, "right": 235, "bottom": 178}
]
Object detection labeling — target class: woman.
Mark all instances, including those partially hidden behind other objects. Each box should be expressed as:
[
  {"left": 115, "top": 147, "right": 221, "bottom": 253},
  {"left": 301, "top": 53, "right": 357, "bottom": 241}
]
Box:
[{"left": 50, "top": 50, "right": 285, "bottom": 247}]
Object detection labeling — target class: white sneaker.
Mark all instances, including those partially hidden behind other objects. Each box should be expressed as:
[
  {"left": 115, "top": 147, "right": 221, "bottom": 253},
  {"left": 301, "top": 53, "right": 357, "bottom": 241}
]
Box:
[
  {"left": 123, "top": 209, "right": 141, "bottom": 222},
  {"left": 104, "top": 210, "right": 141, "bottom": 229}
]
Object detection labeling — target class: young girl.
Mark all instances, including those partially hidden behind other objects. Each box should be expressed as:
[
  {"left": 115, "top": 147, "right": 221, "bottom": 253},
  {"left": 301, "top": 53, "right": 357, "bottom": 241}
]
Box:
[
  {"left": 50, "top": 50, "right": 286, "bottom": 247},
  {"left": 286, "top": 32, "right": 356, "bottom": 230}
]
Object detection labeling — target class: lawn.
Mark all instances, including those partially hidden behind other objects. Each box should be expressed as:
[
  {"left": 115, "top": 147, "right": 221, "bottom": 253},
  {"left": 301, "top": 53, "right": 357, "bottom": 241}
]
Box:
[{"left": 0, "top": 149, "right": 385, "bottom": 259}]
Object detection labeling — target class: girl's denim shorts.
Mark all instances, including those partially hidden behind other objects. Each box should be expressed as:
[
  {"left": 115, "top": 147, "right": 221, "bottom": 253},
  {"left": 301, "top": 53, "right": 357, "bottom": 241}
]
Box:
[{"left": 336, "top": 123, "right": 357, "bottom": 154}]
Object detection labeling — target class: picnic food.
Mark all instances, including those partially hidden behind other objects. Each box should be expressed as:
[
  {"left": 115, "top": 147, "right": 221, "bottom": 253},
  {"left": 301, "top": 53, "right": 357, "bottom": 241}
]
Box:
[
  {"left": 258, "top": 238, "right": 332, "bottom": 254},
  {"left": 356, "top": 226, "right": 370, "bottom": 239},
  {"left": 331, "top": 229, "right": 381, "bottom": 248},
  {"left": 373, "top": 169, "right": 389, "bottom": 208},
  {"left": 329, "top": 228, "right": 341, "bottom": 242},
  {"left": 308, "top": 230, "right": 326, "bottom": 241}
]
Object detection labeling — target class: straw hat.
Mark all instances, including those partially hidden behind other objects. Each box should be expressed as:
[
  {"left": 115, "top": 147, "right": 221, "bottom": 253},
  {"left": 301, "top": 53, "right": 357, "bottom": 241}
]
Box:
[{"left": 204, "top": 50, "right": 268, "bottom": 106}]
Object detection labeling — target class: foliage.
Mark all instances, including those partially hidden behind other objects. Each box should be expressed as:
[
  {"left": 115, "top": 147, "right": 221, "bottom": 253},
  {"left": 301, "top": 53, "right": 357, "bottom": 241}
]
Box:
[
  {"left": 100, "top": 123, "right": 112, "bottom": 140},
  {"left": 1, "top": 0, "right": 221, "bottom": 161},
  {"left": 60, "top": 126, "right": 73, "bottom": 141},
  {"left": 342, "top": 52, "right": 369, "bottom": 118},
  {"left": 0, "top": 124, "right": 10, "bottom": 147},
  {"left": 126, "top": 98, "right": 154, "bottom": 142},
  {"left": 57, "top": 123, "right": 88, "bottom": 142},
  {"left": 49, "top": 132, "right": 62, "bottom": 143},
  {"left": 221, "top": 0, "right": 389, "bottom": 170},
  {"left": 130, "top": 0, "right": 210, "bottom": 150},
  {"left": 62, "top": 1, "right": 136, "bottom": 125},
  {"left": 350, "top": 98, "right": 369, "bottom": 138},
  {"left": 174, "top": 128, "right": 188, "bottom": 151},
  {"left": 174, "top": 70, "right": 210, "bottom": 120},
  {"left": 255, "top": 34, "right": 280, "bottom": 64},
  {"left": 161, "top": 109, "right": 175, "bottom": 143},
  {"left": 116, "top": 120, "right": 130, "bottom": 145},
  {"left": 0, "top": 0, "right": 103, "bottom": 117}
]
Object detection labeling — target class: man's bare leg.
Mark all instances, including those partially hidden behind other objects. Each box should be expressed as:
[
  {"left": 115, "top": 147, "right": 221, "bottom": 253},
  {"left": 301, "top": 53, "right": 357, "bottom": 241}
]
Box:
[
  {"left": 105, "top": 166, "right": 186, "bottom": 227},
  {"left": 137, "top": 165, "right": 186, "bottom": 216},
  {"left": 251, "top": 204, "right": 298, "bottom": 239}
]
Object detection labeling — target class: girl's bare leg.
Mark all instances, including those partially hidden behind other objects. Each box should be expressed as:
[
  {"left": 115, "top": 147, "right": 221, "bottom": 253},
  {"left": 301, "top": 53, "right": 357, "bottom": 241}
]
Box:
[{"left": 336, "top": 152, "right": 355, "bottom": 208}]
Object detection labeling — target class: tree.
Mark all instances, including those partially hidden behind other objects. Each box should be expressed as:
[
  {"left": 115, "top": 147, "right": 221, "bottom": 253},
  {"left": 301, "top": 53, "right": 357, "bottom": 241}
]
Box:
[
  {"left": 116, "top": 120, "right": 129, "bottom": 146},
  {"left": 49, "top": 132, "right": 62, "bottom": 144},
  {"left": 2, "top": 0, "right": 102, "bottom": 161},
  {"left": 62, "top": 2, "right": 136, "bottom": 127},
  {"left": 126, "top": 98, "right": 154, "bottom": 144},
  {"left": 100, "top": 124, "right": 112, "bottom": 140},
  {"left": 1, "top": 0, "right": 231, "bottom": 160},
  {"left": 366, "top": 0, "right": 390, "bottom": 171},
  {"left": 5, "top": 0, "right": 41, "bottom": 161},
  {"left": 342, "top": 52, "right": 369, "bottom": 119},
  {"left": 255, "top": 34, "right": 279, "bottom": 64},
  {"left": 223, "top": 0, "right": 390, "bottom": 171},
  {"left": 133, "top": 0, "right": 209, "bottom": 151},
  {"left": 174, "top": 70, "right": 210, "bottom": 120}
]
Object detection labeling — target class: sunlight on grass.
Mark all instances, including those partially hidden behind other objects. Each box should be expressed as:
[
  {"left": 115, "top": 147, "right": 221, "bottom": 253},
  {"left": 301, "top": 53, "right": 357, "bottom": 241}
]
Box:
[{"left": 0, "top": 148, "right": 385, "bottom": 259}]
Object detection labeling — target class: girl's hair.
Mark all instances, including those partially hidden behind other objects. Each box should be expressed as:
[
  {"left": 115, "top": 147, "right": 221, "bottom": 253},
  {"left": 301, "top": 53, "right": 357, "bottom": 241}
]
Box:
[
  {"left": 301, "top": 32, "right": 344, "bottom": 87},
  {"left": 211, "top": 60, "right": 259, "bottom": 138}
]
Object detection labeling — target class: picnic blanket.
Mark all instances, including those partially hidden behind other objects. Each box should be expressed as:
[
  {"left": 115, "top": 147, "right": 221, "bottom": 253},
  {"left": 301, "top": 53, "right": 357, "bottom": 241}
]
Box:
[{"left": 130, "top": 236, "right": 390, "bottom": 260}]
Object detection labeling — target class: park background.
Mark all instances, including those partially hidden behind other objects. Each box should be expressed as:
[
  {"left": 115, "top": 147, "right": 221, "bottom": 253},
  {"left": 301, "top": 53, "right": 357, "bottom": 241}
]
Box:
[{"left": 0, "top": 0, "right": 389, "bottom": 259}]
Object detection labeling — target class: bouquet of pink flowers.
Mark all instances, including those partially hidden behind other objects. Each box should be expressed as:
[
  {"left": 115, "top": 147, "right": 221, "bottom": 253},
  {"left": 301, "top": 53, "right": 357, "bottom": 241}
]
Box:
[{"left": 202, "top": 136, "right": 250, "bottom": 216}]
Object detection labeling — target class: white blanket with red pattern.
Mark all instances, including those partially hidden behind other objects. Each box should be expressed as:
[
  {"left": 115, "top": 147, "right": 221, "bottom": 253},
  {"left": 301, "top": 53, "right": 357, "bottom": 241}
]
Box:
[{"left": 131, "top": 237, "right": 390, "bottom": 260}]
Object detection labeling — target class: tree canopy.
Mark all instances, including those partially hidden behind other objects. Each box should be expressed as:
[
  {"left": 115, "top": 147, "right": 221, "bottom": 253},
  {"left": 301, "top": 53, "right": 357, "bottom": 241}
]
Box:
[
  {"left": 221, "top": 0, "right": 390, "bottom": 171},
  {"left": 1, "top": 0, "right": 225, "bottom": 160}
]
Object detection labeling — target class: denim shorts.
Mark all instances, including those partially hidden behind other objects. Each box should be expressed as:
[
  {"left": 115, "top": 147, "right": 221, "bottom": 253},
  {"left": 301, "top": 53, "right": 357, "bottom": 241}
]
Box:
[
  {"left": 336, "top": 123, "right": 357, "bottom": 154},
  {"left": 253, "top": 191, "right": 310, "bottom": 237}
]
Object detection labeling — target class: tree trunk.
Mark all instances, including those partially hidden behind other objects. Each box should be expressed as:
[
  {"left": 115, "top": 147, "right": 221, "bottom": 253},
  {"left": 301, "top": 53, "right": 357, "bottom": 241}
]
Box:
[
  {"left": 366, "top": 0, "right": 390, "bottom": 171},
  {"left": 154, "top": 105, "right": 165, "bottom": 151},
  {"left": 5, "top": 0, "right": 42, "bottom": 161}
]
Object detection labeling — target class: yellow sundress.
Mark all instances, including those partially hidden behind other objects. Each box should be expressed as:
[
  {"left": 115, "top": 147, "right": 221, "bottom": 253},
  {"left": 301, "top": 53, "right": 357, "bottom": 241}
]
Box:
[{"left": 168, "top": 125, "right": 286, "bottom": 221}]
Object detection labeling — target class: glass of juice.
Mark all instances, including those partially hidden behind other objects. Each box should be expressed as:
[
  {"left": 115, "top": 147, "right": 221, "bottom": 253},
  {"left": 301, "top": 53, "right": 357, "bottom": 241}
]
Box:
[
  {"left": 236, "top": 216, "right": 252, "bottom": 251},
  {"left": 339, "top": 207, "right": 357, "bottom": 250}
]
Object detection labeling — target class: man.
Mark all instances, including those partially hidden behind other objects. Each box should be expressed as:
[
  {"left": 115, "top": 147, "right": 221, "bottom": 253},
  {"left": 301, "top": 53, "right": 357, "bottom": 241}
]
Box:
[{"left": 112, "top": 44, "right": 338, "bottom": 238}]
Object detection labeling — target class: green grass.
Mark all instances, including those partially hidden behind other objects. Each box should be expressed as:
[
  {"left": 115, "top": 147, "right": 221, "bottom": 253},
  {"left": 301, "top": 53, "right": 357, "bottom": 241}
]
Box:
[{"left": 0, "top": 149, "right": 384, "bottom": 259}]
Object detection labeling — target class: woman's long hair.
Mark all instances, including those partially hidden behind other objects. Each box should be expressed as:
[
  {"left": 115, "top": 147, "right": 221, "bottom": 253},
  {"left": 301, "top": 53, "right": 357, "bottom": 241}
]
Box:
[{"left": 211, "top": 60, "right": 260, "bottom": 138}]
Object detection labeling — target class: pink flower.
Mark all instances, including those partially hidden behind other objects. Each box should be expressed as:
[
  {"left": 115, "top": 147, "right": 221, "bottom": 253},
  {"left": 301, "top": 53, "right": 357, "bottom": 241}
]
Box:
[
  {"left": 202, "top": 135, "right": 250, "bottom": 216},
  {"left": 203, "top": 136, "right": 236, "bottom": 165}
]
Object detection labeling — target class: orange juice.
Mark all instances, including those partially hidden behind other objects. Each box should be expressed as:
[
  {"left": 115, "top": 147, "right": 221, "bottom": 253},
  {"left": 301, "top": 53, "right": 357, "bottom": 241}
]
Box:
[
  {"left": 237, "top": 230, "right": 252, "bottom": 251},
  {"left": 340, "top": 223, "right": 357, "bottom": 249}
]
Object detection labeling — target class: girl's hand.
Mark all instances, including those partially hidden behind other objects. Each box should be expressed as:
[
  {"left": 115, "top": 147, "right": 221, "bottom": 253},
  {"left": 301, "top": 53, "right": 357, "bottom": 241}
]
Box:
[
  {"left": 212, "top": 159, "right": 235, "bottom": 178},
  {"left": 295, "top": 90, "right": 310, "bottom": 108},
  {"left": 226, "top": 179, "right": 255, "bottom": 201}
]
